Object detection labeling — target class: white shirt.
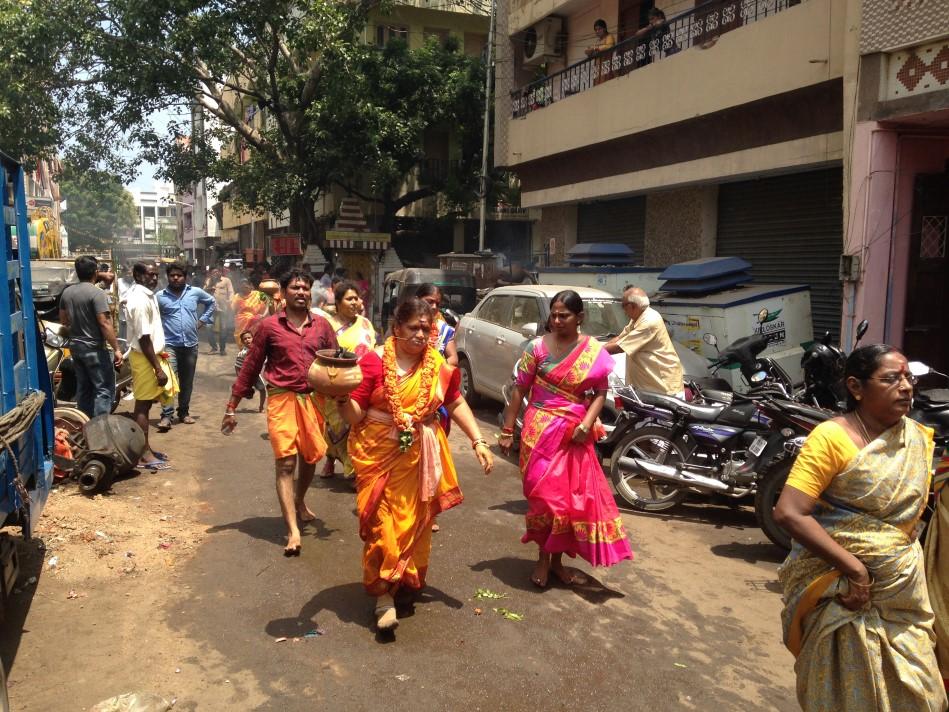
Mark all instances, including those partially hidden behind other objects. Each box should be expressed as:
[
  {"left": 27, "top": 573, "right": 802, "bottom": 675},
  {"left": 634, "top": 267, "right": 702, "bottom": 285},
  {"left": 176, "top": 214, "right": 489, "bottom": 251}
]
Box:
[
  {"left": 117, "top": 276, "right": 135, "bottom": 322},
  {"left": 125, "top": 282, "right": 165, "bottom": 353}
]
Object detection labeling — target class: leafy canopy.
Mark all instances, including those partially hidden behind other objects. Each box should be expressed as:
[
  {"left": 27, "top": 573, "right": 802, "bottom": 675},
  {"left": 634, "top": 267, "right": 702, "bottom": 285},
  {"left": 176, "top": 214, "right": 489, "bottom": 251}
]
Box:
[{"left": 0, "top": 0, "right": 494, "bottom": 238}]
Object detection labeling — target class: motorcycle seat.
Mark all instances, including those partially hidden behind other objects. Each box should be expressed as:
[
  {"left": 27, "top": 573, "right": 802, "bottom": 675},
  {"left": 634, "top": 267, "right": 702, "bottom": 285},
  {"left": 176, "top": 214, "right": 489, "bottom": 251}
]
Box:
[{"left": 637, "top": 390, "right": 724, "bottom": 422}]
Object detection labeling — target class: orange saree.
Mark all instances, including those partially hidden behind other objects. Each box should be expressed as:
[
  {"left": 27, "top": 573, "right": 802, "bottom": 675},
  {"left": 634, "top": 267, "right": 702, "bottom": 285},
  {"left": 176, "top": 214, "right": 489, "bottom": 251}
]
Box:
[{"left": 348, "top": 347, "right": 463, "bottom": 595}]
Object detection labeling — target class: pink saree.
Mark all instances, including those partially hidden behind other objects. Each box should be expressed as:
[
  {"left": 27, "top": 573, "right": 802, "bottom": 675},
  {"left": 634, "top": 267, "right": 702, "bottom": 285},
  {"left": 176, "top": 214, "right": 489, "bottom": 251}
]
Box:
[{"left": 516, "top": 336, "right": 633, "bottom": 567}]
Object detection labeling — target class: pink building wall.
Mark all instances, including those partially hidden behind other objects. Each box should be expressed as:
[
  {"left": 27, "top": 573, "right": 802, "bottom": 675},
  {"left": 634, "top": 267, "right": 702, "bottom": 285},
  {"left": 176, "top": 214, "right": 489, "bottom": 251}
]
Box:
[{"left": 846, "top": 124, "right": 949, "bottom": 350}]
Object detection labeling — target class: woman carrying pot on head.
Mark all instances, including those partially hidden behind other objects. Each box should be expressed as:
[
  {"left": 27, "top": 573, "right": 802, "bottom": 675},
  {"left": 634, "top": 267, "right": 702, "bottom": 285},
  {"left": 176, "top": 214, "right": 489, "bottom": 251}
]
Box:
[
  {"left": 319, "top": 280, "right": 377, "bottom": 480},
  {"left": 499, "top": 290, "right": 633, "bottom": 588},
  {"left": 336, "top": 298, "right": 493, "bottom": 631},
  {"left": 774, "top": 344, "right": 947, "bottom": 711}
]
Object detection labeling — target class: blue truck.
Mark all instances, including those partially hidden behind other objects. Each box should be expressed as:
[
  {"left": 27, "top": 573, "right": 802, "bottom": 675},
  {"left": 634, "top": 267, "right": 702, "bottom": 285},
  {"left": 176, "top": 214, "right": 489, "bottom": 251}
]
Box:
[{"left": 0, "top": 151, "right": 57, "bottom": 708}]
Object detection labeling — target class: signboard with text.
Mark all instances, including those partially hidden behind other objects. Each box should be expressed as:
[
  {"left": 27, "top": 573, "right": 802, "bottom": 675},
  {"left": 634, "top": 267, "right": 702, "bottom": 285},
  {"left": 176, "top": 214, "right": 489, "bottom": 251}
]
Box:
[{"left": 270, "top": 234, "right": 302, "bottom": 256}]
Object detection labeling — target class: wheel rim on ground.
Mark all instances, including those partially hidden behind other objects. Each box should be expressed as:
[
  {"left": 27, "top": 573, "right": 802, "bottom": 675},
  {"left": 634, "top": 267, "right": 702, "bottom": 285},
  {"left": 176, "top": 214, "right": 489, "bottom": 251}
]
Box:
[{"left": 613, "top": 430, "right": 687, "bottom": 507}]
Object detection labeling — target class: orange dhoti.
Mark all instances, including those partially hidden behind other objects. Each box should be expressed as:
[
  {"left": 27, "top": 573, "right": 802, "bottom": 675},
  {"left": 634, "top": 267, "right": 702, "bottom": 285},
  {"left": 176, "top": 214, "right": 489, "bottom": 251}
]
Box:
[
  {"left": 348, "top": 351, "right": 462, "bottom": 596},
  {"left": 266, "top": 388, "right": 327, "bottom": 463}
]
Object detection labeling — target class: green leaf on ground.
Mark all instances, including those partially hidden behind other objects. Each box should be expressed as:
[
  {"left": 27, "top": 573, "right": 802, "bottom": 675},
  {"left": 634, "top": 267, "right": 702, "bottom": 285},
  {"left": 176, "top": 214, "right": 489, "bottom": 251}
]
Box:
[
  {"left": 474, "top": 588, "right": 507, "bottom": 600},
  {"left": 492, "top": 607, "right": 524, "bottom": 621}
]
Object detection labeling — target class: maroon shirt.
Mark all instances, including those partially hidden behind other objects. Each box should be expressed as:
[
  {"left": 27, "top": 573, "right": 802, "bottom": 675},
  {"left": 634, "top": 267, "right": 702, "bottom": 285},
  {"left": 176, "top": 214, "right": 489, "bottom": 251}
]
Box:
[{"left": 231, "top": 310, "right": 338, "bottom": 400}]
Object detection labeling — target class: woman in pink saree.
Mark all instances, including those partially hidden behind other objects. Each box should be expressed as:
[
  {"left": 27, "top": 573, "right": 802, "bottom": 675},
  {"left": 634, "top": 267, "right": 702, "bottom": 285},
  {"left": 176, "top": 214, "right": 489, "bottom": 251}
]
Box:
[{"left": 499, "top": 290, "right": 633, "bottom": 587}]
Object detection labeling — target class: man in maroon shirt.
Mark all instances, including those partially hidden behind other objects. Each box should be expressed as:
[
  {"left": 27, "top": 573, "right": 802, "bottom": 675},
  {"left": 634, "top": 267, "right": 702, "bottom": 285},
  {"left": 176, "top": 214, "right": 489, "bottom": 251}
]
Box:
[{"left": 223, "top": 270, "right": 338, "bottom": 556}]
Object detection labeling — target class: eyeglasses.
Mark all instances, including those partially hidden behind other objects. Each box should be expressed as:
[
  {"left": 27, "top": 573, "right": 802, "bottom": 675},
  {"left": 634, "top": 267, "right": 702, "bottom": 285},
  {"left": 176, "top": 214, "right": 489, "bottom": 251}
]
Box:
[{"left": 867, "top": 373, "right": 918, "bottom": 387}]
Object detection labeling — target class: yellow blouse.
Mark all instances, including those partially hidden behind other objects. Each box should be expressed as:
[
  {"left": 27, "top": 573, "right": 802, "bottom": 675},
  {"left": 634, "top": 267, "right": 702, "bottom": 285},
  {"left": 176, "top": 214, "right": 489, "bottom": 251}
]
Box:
[{"left": 784, "top": 420, "right": 859, "bottom": 499}]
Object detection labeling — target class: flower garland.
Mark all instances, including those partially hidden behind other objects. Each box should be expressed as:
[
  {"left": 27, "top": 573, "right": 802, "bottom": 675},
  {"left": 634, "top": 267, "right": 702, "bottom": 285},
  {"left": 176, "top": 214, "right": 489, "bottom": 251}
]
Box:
[{"left": 382, "top": 336, "right": 437, "bottom": 452}]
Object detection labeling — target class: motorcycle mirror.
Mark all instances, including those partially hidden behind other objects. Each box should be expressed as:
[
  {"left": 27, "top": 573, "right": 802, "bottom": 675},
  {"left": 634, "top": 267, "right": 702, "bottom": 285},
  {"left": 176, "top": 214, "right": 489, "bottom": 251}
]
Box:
[
  {"left": 907, "top": 361, "right": 931, "bottom": 377},
  {"left": 703, "top": 333, "right": 718, "bottom": 348},
  {"left": 821, "top": 330, "right": 832, "bottom": 345},
  {"left": 855, "top": 319, "right": 869, "bottom": 344}
]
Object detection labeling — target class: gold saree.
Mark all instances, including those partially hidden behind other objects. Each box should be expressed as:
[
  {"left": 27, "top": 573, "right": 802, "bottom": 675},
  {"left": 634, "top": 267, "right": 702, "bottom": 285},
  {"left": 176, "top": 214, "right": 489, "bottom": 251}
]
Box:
[
  {"left": 925, "top": 454, "right": 949, "bottom": 688},
  {"left": 779, "top": 416, "right": 947, "bottom": 711},
  {"left": 348, "top": 349, "right": 461, "bottom": 596}
]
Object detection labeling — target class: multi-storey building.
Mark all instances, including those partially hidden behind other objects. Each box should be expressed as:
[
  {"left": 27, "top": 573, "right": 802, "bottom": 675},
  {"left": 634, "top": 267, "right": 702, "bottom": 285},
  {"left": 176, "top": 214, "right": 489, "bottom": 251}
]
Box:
[
  {"left": 497, "top": 0, "right": 848, "bottom": 339},
  {"left": 844, "top": 0, "right": 949, "bottom": 371}
]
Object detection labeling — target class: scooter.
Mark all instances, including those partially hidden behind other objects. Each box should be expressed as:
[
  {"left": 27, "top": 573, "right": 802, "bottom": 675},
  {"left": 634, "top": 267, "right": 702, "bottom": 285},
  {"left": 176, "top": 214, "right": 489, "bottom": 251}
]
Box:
[{"left": 43, "top": 322, "right": 133, "bottom": 412}]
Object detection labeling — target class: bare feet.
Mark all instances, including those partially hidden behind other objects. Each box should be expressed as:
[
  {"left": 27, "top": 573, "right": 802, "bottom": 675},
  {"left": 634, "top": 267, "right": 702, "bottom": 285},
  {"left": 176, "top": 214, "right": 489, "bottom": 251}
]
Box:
[
  {"left": 550, "top": 560, "right": 588, "bottom": 586},
  {"left": 296, "top": 501, "right": 317, "bottom": 522},
  {"left": 530, "top": 552, "right": 551, "bottom": 588},
  {"left": 375, "top": 593, "right": 398, "bottom": 630},
  {"left": 284, "top": 531, "right": 301, "bottom": 557}
]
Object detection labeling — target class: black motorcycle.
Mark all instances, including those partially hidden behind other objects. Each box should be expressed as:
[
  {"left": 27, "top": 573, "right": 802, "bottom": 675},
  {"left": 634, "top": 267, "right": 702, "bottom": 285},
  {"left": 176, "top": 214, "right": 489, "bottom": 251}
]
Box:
[{"left": 604, "top": 385, "right": 826, "bottom": 519}]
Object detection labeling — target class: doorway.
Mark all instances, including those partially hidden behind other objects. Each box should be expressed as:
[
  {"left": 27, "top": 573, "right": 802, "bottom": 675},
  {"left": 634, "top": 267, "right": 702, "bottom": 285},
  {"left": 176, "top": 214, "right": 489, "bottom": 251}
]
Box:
[
  {"left": 903, "top": 171, "right": 949, "bottom": 372},
  {"left": 617, "top": 0, "right": 653, "bottom": 42}
]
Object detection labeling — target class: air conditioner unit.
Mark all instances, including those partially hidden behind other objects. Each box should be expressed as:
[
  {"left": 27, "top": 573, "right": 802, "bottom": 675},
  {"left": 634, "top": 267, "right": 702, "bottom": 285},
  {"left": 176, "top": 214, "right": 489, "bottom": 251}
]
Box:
[{"left": 523, "top": 17, "right": 563, "bottom": 66}]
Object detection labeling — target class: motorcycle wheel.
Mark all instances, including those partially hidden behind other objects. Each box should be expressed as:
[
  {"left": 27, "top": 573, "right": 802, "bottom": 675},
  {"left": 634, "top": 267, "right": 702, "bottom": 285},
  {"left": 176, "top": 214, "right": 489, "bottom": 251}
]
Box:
[
  {"left": 754, "top": 458, "right": 793, "bottom": 550},
  {"left": 609, "top": 425, "right": 690, "bottom": 511}
]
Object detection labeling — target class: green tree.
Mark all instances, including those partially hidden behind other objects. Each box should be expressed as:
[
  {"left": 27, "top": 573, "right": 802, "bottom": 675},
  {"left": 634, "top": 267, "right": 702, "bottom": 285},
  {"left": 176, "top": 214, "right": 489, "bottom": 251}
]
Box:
[
  {"left": 0, "top": 0, "right": 497, "bottom": 244},
  {"left": 59, "top": 164, "right": 138, "bottom": 250}
]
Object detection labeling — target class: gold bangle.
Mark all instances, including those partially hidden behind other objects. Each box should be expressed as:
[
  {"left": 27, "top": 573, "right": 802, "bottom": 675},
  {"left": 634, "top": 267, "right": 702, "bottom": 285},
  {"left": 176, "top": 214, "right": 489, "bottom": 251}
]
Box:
[
  {"left": 847, "top": 575, "right": 873, "bottom": 589},
  {"left": 471, "top": 438, "right": 488, "bottom": 449}
]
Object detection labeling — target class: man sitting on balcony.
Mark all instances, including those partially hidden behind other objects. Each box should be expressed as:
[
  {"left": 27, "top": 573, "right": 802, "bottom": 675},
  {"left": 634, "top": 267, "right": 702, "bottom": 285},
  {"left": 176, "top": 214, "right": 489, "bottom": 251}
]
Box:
[{"left": 585, "top": 19, "right": 615, "bottom": 85}]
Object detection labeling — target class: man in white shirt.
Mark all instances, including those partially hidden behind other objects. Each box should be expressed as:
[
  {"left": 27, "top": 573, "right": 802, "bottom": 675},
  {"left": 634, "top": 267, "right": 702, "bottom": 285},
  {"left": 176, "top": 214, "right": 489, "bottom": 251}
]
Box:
[
  {"left": 125, "top": 262, "right": 178, "bottom": 470},
  {"left": 116, "top": 265, "right": 135, "bottom": 340},
  {"left": 605, "top": 286, "right": 684, "bottom": 396}
]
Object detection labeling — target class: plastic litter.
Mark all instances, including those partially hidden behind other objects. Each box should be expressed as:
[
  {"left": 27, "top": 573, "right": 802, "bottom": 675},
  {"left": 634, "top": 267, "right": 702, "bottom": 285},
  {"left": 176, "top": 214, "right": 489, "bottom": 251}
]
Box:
[
  {"left": 90, "top": 692, "right": 172, "bottom": 712},
  {"left": 303, "top": 628, "right": 325, "bottom": 638},
  {"left": 394, "top": 674, "right": 410, "bottom": 682},
  {"left": 47, "top": 556, "right": 59, "bottom": 569}
]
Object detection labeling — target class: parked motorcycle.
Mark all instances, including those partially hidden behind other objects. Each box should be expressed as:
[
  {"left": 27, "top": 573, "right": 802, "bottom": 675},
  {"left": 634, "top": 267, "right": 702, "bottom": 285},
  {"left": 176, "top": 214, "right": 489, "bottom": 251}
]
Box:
[{"left": 42, "top": 322, "right": 132, "bottom": 412}]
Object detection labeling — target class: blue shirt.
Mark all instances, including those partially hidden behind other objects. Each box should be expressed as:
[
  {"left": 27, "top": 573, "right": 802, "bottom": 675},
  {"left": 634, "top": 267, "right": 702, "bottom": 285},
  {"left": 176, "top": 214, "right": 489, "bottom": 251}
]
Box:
[{"left": 156, "top": 285, "right": 217, "bottom": 348}]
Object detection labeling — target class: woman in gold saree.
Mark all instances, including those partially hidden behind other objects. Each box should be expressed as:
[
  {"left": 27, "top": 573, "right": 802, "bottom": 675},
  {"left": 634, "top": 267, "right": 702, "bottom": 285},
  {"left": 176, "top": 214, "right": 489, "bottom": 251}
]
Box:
[
  {"left": 925, "top": 452, "right": 949, "bottom": 692},
  {"left": 231, "top": 278, "right": 269, "bottom": 346},
  {"left": 320, "top": 281, "right": 377, "bottom": 480},
  {"left": 339, "top": 298, "right": 493, "bottom": 631},
  {"left": 774, "top": 344, "right": 947, "bottom": 712}
]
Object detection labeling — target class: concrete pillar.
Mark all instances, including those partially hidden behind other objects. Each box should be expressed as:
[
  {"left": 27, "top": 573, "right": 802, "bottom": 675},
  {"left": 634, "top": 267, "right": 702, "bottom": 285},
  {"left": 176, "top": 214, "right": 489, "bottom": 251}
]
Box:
[
  {"left": 535, "top": 204, "right": 577, "bottom": 266},
  {"left": 643, "top": 185, "right": 718, "bottom": 267}
]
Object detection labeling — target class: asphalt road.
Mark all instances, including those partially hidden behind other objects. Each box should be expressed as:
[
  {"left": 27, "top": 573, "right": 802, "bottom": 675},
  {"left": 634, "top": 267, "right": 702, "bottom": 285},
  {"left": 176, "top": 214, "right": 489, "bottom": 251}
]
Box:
[{"left": 5, "top": 353, "right": 799, "bottom": 711}]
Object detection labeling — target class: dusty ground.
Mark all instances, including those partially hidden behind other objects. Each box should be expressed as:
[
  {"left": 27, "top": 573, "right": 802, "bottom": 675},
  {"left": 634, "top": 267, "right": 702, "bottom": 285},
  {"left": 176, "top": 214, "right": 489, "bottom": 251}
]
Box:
[{"left": 1, "top": 354, "right": 798, "bottom": 711}]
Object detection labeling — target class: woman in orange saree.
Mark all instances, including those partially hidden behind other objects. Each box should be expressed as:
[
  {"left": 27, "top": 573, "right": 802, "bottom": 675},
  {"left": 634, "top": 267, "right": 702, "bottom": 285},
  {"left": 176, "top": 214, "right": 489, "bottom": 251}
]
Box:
[
  {"left": 339, "top": 298, "right": 493, "bottom": 631},
  {"left": 231, "top": 278, "right": 270, "bottom": 346}
]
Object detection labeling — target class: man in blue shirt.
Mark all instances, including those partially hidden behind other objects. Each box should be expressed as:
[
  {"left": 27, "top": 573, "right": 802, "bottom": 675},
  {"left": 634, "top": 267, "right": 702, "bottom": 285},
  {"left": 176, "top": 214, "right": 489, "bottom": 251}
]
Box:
[{"left": 156, "top": 261, "right": 216, "bottom": 431}]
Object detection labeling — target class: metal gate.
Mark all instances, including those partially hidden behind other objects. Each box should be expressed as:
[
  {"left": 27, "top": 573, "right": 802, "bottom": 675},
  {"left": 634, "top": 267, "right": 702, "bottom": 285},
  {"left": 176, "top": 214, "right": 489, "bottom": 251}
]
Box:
[
  {"left": 717, "top": 167, "right": 843, "bottom": 339},
  {"left": 577, "top": 196, "right": 646, "bottom": 260}
]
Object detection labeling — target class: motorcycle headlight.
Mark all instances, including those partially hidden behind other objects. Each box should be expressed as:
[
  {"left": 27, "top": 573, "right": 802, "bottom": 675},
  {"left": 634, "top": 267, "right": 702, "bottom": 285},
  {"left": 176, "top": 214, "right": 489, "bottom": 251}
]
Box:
[
  {"left": 750, "top": 370, "right": 768, "bottom": 384},
  {"left": 608, "top": 372, "right": 625, "bottom": 391},
  {"left": 45, "top": 328, "right": 64, "bottom": 348}
]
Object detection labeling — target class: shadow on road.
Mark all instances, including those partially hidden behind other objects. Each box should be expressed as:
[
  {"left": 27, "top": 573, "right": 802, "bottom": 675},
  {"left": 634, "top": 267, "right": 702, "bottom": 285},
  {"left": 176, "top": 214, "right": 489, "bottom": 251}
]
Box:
[
  {"left": 710, "top": 540, "right": 786, "bottom": 565},
  {"left": 487, "top": 499, "right": 527, "bottom": 515},
  {"left": 470, "top": 556, "right": 624, "bottom": 603},
  {"left": 0, "top": 537, "right": 45, "bottom": 676},
  {"left": 205, "top": 515, "right": 338, "bottom": 544},
  {"left": 616, "top": 498, "right": 759, "bottom": 532},
  {"left": 265, "top": 582, "right": 464, "bottom": 640}
]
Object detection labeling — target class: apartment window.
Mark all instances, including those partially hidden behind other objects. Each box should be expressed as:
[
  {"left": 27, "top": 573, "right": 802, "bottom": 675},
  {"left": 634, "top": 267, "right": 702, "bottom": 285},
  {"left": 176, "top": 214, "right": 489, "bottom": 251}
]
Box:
[
  {"left": 376, "top": 24, "right": 408, "bottom": 46},
  {"left": 158, "top": 206, "right": 167, "bottom": 217}
]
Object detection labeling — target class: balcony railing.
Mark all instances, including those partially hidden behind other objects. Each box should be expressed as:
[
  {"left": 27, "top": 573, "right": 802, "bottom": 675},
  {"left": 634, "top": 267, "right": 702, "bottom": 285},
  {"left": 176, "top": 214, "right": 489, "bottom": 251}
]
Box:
[{"left": 511, "top": 0, "right": 801, "bottom": 119}]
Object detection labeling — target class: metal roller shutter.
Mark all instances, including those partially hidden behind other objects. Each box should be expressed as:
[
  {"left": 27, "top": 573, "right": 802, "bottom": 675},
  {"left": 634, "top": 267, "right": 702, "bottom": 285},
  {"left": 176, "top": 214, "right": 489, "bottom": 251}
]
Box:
[
  {"left": 578, "top": 196, "right": 646, "bottom": 260},
  {"left": 717, "top": 168, "right": 843, "bottom": 340}
]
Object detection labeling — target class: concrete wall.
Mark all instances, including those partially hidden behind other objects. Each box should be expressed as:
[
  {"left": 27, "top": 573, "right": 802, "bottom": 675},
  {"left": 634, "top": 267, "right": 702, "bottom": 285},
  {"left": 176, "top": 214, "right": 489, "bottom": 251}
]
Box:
[
  {"left": 506, "top": 0, "right": 842, "bottom": 167},
  {"left": 643, "top": 185, "right": 717, "bottom": 267},
  {"left": 369, "top": 5, "right": 490, "bottom": 49}
]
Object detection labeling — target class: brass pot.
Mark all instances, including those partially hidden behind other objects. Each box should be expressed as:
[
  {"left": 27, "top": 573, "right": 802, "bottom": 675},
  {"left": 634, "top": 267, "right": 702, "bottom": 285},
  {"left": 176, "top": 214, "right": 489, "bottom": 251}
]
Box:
[{"left": 307, "top": 349, "right": 363, "bottom": 397}]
